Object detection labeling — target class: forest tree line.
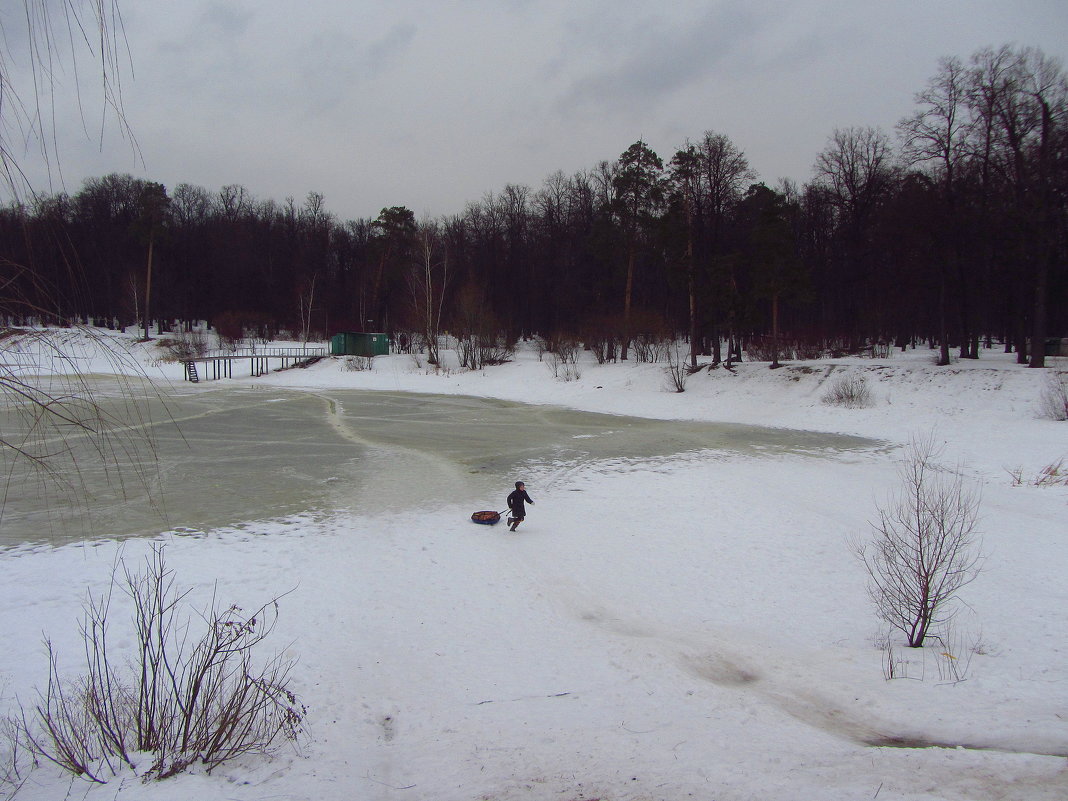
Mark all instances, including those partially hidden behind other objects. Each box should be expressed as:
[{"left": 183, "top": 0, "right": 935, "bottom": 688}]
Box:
[{"left": 3, "top": 44, "right": 1066, "bottom": 367}]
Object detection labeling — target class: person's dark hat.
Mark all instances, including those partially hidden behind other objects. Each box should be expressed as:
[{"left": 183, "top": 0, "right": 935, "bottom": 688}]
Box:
[{"left": 515, "top": 481, "right": 524, "bottom": 489}]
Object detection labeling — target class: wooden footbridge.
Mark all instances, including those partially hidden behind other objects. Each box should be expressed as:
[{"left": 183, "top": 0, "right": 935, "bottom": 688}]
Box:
[{"left": 181, "top": 347, "right": 327, "bottom": 382}]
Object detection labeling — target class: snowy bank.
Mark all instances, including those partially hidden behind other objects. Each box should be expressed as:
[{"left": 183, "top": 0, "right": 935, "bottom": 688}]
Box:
[{"left": 0, "top": 329, "right": 1065, "bottom": 801}]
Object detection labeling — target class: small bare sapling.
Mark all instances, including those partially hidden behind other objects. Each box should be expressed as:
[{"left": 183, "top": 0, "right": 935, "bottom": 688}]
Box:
[
  {"left": 663, "top": 340, "right": 689, "bottom": 393},
  {"left": 855, "top": 436, "right": 983, "bottom": 648}
]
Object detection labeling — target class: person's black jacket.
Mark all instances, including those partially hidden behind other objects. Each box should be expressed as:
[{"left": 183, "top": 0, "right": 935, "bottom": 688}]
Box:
[{"left": 507, "top": 489, "right": 533, "bottom": 517}]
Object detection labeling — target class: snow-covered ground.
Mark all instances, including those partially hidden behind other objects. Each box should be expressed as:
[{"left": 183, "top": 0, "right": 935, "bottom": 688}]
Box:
[{"left": 1, "top": 329, "right": 1066, "bottom": 801}]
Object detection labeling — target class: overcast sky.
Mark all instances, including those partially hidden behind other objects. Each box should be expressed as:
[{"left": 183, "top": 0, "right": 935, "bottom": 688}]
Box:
[{"left": 12, "top": 0, "right": 1068, "bottom": 221}]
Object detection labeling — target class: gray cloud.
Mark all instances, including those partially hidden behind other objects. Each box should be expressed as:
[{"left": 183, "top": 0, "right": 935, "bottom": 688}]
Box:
[
  {"left": 6, "top": 0, "right": 1068, "bottom": 220},
  {"left": 200, "top": 1, "right": 255, "bottom": 39},
  {"left": 366, "top": 23, "right": 418, "bottom": 75},
  {"left": 553, "top": 6, "right": 764, "bottom": 116}
]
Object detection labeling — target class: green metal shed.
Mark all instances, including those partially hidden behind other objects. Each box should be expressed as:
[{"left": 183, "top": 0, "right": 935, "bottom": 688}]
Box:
[{"left": 330, "top": 332, "right": 389, "bottom": 357}]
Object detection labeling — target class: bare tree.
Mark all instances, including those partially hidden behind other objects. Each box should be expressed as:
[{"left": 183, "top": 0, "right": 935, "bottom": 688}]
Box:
[
  {"left": 899, "top": 56, "right": 976, "bottom": 363},
  {"left": 407, "top": 218, "right": 449, "bottom": 364},
  {"left": 814, "top": 126, "right": 895, "bottom": 349},
  {"left": 696, "top": 131, "right": 756, "bottom": 366},
  {"left": 297, "top": 272, "right": 318, "bottom": 342},
  {"left": 815, "top": 127, "right": 895, "bottom": 222},
  {"left": 968, "top": 46, "right": 1067, "bottom": 369},
  {"left": 856, "top": 436, "right": 983, "bottom": 648}
]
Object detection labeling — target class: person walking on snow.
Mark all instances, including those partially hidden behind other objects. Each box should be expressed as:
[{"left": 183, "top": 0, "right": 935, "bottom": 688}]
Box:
[{"left": 506, "top": 481, "right": 534, "bottom": 531}]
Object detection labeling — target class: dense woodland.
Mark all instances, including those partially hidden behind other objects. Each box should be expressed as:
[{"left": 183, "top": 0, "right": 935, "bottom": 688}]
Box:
[{"left": 3, "top": 45, "right": 1066, "bottom": 367}]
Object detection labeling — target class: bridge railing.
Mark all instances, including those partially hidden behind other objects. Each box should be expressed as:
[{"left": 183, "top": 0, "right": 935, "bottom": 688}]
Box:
[{"left": 207, "top": 346, "right": 327, "bottom": 358}]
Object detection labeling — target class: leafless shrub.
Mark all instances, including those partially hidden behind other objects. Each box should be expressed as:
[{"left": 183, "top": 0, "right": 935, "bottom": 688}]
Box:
[
  {"left": 821, "top": 372, "right": 874, "bottom": 408},
  {"left": 588, "top": 335, "right": 618, "bottom": 364},
  {"left": 551, "top": 338, "right": 581, "bottom": 364},
  {"left": 744, "top": 338, "right": 778, "bottom": 362},
  {"left": 663, "top": 341, "right": 689, "bottom": 393},
  {"left": 631, "top": 334, "right": 668, "bottom": 364},
  {"left": 794, "top": 341, "right": 824, "bottom": 360},
  {"left": 854, "top": 436, "right": 983, "bottom": 648},
  {"left": 547, "top": 353, "right": 580, "bottom": 381},
  {"left": 881, "top": 638, "right": 921, "bottom": 681},
  {"left": 342, "top": 355, "right": 374, "bottom": 372},
  {"left": 581, "top": 316, "right": 621, "bottom": 364},
  {"left": 9, "top": 546, "right": 304, "bottom": 785},
  {"left": 930, "top": 625, "right": 979, "bottom": 684},
  {"left": 451, "top": 285, "right": 513, "bottom": 370},
  {"left": 1007, "top": 458, "right": 1068, "bottom": 487},
  {"left": 457, "top": 333, "right": 514, "bottom": 370},
  {"left": 746, "top": 337, "right": 828, "bottom": 362},
  {"left": 1035, "top": 459, "right": 1068, "bottom": 486},
  {"left": 156, "top": 330, "right": 212, "bottom": 361},
  {"left": 879, "top": 622, "right": 982, "bottom": 683},
  {"left": 532, "top": 335, "right": 549, "bottom": 361},
  {"left": 455, "top": 334, "right": 479, "bottom": 369},
  {"left": 1038, "top": 372, "right": 1068, "bottom": 421},
  {"left": 547, "top": 350, "right": 580, "bottom": 383},
  {"left": 0, "top": 699, "right": 33, "bottom": 796},
  {"left": 868, "top": 342, "right": 892, "bottom": 359},
  {"left": 545, "top": 338, "right": 581, "bottom": 381}
]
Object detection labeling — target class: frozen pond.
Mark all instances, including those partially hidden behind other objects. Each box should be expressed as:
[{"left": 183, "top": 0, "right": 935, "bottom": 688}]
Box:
[{"left": 0, "top": 384, "right": 881, "bottom": 547}]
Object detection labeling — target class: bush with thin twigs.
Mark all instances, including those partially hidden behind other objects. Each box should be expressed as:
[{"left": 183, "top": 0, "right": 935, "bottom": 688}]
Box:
[
  {"left": 1007, "top": 458, "right": 1068, "bottom": 487},
  {"left": 551, "top": 338, "right": 581, "bottom": 364},
  {"left": 631, "top": 333, "right": 669, "bottom": 364},
  {"left": 457, "top": 333, "right": 514, "bottom": 369},
  {"left": 868, "top": 342, "right": 892, "bottom": 359},
  {"left": 342, "top": 355, "right": 374, "bottom": 372},
  {"left": 821, "top": 372, "right": 874, "bottom": 408},
  {"left": 663, "top": 341, "right": 689, "bottom": 393},
  {"left": 547, "top": 340, "right": 581, "bottom": 382},
  {"left": 744, "top": 338, "right": 777, "bottom": 362},
  {"left": 879, "top": 623, "right": 984, "bottom": 683},
  {"left": 1038, "top": 372, "right": 1068, "bottom": 421},
  {"left": 587, "top": 334, "right": 618, "bottom": 364},
  {"left": 581, "top": 316, "right": 622, "bottom": 364},
  {"left": 547, "top": 352, "right": 581, "bottom": 381},
  {"left": 8, "top": 546, "right": 305, "bottom": 785},
  {"left": 745, "top": 337, "right": 830, "bottom": 362},
  {"left": 156, "top": 330, "right": 212, "bottom": 361},
  {"left": 853, "top": 436, "right": 983, "bottom": 648},
  {"left": 532, "top": 335, "right": 548, "bottom": 361}
]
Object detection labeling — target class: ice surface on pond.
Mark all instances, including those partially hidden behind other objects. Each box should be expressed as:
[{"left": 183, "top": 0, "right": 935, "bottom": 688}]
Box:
[{"left": 0, "top": 384, "right": 881, "bottom": 547}]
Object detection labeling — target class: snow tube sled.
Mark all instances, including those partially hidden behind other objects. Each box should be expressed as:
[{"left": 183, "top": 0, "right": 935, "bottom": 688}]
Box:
[{"left": 471, "top": 510, "right": 502, "bottom": 525}]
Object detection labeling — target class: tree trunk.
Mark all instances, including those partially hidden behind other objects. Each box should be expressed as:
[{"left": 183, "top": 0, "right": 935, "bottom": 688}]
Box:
[
  {"left": 621, "top": 247, "right": 635, "bottom": 360},
  {"left": 143, "top": 231, "right": 155, "bottom": 341},
  {"left": 1029, "top": 245, "right": 1049, "bottom": 368},
  {"left": 770, "top": 293, "right": 781, "bottom": 369},
  {"left": 686, "top": 209, "right": 697, "bottom": 370},
  {"left": 937, "top": 270, "right": 950, "bottom": 366}
]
